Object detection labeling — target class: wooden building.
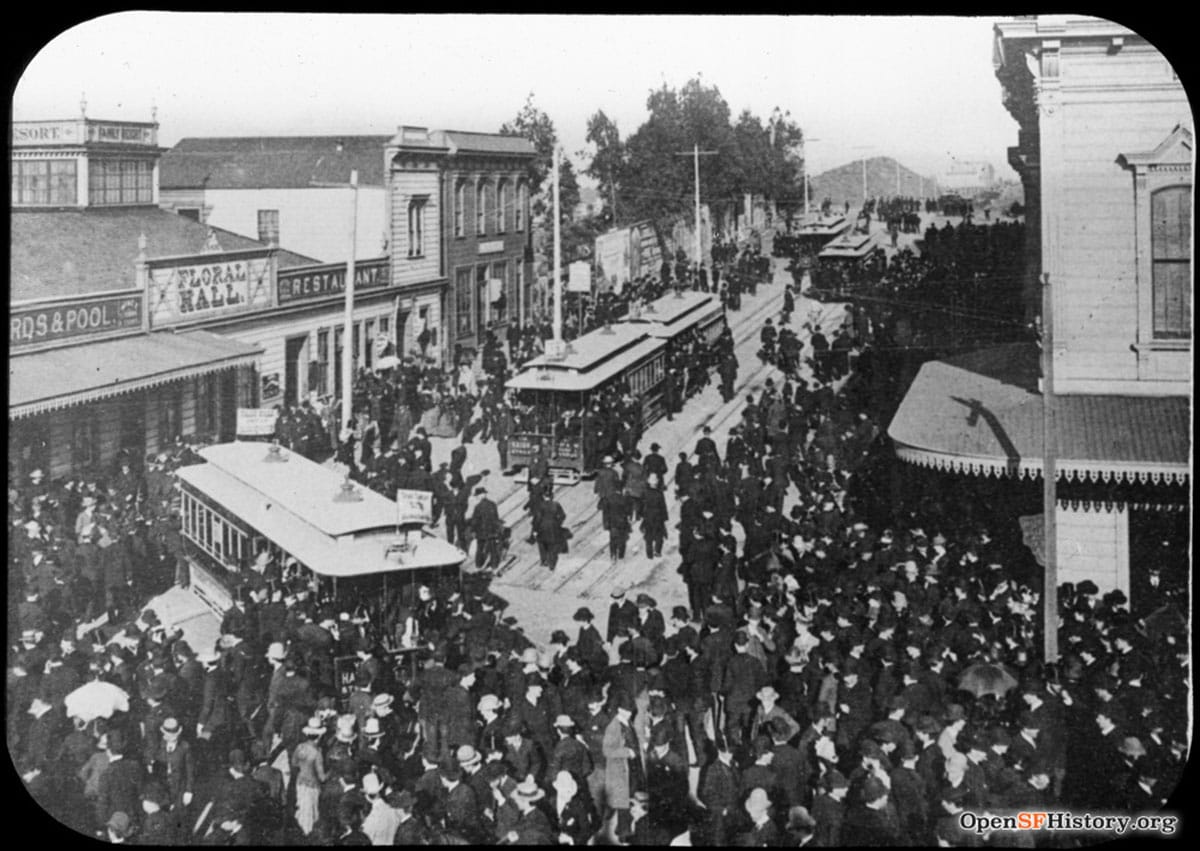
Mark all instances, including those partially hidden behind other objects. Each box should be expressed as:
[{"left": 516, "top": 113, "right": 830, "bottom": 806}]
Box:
[{"left": 888, "top": 16, "right": 1191, "bottom": 602}]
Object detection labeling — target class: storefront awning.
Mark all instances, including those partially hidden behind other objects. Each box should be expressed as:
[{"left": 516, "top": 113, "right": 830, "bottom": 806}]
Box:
[
  {"left": 9, "top": 329, "right": 261, "bottom": 419},
  {"left": 888, "top": 343, "right": 1190, "bottom": 486}
]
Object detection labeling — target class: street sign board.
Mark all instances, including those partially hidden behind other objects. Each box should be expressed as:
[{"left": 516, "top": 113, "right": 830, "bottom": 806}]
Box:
[
  {"left": 236, "top": 408, "right": 278, "bottom": 436},
  {"left": 396, "top": 489, "right": 433, "bottom": 525},
  {"left": 567, "top": 261, "right": 592, "bottom": 293}
]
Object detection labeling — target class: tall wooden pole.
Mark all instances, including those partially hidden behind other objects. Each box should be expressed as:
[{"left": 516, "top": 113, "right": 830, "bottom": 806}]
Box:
[
  {"left": 552, "top": 146, "right": 562, "bottom": 346},
  {"left": 693, "top": 143, "right": 702, "bottom": 276},
  {"left": 1041, "top": 272, "right": 1058, "bottom": 663},
  {"left": 341, "top": 170, "right": 359, "bottom": 431}
]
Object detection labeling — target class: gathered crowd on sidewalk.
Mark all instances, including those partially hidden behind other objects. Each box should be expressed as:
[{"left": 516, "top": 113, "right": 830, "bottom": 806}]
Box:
[{"left": 9, "top": 223, "right": 1188, "bottom": 846}]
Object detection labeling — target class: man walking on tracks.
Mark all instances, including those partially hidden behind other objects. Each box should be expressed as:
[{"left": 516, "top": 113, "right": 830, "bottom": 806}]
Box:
[
  {"left": 534, "top": 486, "right": 569, "bottom": 571},
  {"left": 469, "top": 487, "right": 503, "bottom": 570}
]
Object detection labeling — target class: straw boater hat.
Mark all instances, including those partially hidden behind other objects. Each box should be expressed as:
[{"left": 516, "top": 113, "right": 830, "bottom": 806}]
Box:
[
  {"left": 160, "top": 717, "right": 182, "bottom": 740},
  {"left": 265, "top": 642, "right": 287, "bottom": 662},
  {"left": 372, "top": 693, "right": 394, "bottom": 712},
  {"left": 335, "top": 715, "right": 357, "bottom": 743},
  {"left": 362, "top": 772, "right": 384, "bottom": 796},
  {"left": 511, "top": 776, "right": 545, "bottom": 803},
  {"left": 363, "top": 717, "right": 384, "bottom": 739},
  {"left": 303, "top": 716, "right": 325, "bottom": 737}
]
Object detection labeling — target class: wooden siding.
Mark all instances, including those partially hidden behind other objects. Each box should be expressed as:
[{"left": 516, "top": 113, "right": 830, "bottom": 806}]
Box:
[
  {"left": 1042, "top": 49, "right": 1191, "bottom": 393},
  {"left": 390, "top": 171, "right": 441, "bottom": 287}
]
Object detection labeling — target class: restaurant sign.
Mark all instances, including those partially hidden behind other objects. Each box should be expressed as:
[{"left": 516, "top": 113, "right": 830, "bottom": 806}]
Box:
[
  {"left": 10, "top": 292, "right": 144, "bottom": 350},
  {"left": 147, "top": 252, "right": 273, "bottom": 328},
  {"left": 276, "top": 257, "right": 389, "bottom": 306}
]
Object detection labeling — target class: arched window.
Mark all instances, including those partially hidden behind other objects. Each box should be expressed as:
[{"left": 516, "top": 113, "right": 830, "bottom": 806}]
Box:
[
  {"left": 454, "top": 181, "right": 466, "bottom": 237},
  {"left": 515, "top": 182, "right": 527, "bottom": 231},
  {"left": 496, "top": 180, "right": 509, "bottom": 233},
  {"left": 476, "top": 180, "right": 489, "bottom": 236}
]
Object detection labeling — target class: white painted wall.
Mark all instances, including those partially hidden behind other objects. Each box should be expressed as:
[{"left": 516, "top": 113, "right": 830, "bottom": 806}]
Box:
[
  {"left": 197, "top": 186, "right": 387, "bottom": 263},
  {"left": 1056, "top": 503, "right": 1130, "bottom": 596}
]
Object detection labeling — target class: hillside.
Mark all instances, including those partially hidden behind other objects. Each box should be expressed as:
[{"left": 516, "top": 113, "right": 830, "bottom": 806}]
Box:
[{"left": 809, "top": 156, "right": 937, "bottom": 205}]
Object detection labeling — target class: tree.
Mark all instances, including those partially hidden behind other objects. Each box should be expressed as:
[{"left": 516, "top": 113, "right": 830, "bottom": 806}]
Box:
[
  {"left": 499, "top": 92, "right": 558, "bottom": 197},
  {"left": 585, "top": 110, "right": 624, "bottom": 224}
]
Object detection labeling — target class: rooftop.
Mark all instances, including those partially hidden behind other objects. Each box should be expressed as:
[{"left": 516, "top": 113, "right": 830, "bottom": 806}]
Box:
[
  {"left": 159, "top": 135, "right": 392, "bottom": 189},
  {"left": 11, "top": 207, "right": 319, "bottom": 303}
]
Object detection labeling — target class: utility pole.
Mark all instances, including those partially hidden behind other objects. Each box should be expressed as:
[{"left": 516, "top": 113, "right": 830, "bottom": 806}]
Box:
[
  {"left": 896, "top": 159, "right": 901, "bottom": 197},
  {"left": 851, "top": 145, "right": 872, "bottom": 210},
  {"left": 552, "top": 146, "right": 563, "bottom": 352},
  {"left": 675, "top": 144, "right": 718, "bottom": 281},
  {"left": 803, "top": 137, "right": 821, "bottom": 219},
  {"left": 341, "top": 170, "right": 359, "bottom": 431},
  {"left": 1040, "top": 273, "right": 1058, "bottom": 663}
]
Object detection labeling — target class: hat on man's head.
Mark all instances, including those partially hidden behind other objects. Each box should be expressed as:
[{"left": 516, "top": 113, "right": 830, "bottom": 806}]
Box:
[
  {"left": 861, "top": 776, "right": 889, "bottom": 803},
  {"left": 573, "top": 607, "right": 594, "bottom": 622},
  {"left": 636, "top": 593, "right": 656, "bottom": 608},
  {"left": 372, "top": 693, "right": 394, "bottom": 711},
  {"left": 511, "top": 776, "right": 545, "bottom": 803},
  {"left": 160, "top": 717, "right": 182, "bottom": 739},
  {"left": 106, "top": 812, "right": 132, "bottom": 837},
  {"left": 456, "top": 745, "right": 482, "bottom": 768},
  {"left": 228, "top": 749, "right": 249, "bottom": 771},
  {"left": 363, "top": 717, "right": 384, "bottom": 738},
  {"left": 554, "top": 714, "right": 575, "bottom": 730},
  {"left": 745, "top": 787, "right": 771, "bottom": 815}
]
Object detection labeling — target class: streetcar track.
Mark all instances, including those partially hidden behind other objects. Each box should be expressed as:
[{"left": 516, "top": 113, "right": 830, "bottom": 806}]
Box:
[{"left": 493, "top": 269, "right": 849, "bottom": 598}]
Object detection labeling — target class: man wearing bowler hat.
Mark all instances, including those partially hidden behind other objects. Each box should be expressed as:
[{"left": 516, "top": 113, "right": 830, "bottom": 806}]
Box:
[{"left": 151, "top": 716, "right": 195, "bottom": 815}]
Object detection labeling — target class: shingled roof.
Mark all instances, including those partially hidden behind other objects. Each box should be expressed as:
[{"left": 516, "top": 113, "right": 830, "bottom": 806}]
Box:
[
  {"left": 160, "top": 136, "right": 391, "bottom": 189},
  {"left": 11, "top": 207, "right": 320, "bottom": 303}
]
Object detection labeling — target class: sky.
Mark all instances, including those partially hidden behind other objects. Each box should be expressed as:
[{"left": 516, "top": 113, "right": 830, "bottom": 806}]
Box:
[{"left": 13, "top": 13, "right": 1021, "bottom": 184}]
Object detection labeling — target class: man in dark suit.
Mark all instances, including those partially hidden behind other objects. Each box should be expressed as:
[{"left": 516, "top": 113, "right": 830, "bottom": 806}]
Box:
[
  {"left": 593, "top": 456, "right": 621, "bottom": 529},
  {"left": 643, "top": 443, "right": 668, "bottom": 486},
  {"left": 572, "top": 607, "right": 608, "bottom": 678},
  {"left": 634, "top": 595, "right": 666, "bottom": 648},
  {"left": 607, "top": 591, "right": 638, "bottom": 643},
  {"left": 469, "top": 487, "right": 503, "bottom": 570},
  {"left": 606, "top": 489, "right": 632, "bottom": 562},
  {"left": 97, "top": 729, "right": 145, "bottom": 835},
  {"left": 151, "top": 717, "right": 195, "bottom": 814}
]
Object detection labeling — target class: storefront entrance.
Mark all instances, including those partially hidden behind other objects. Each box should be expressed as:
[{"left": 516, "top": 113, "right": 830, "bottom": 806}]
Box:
[{"left": 284, "top": 334, "right": 307, "bottom": 406}]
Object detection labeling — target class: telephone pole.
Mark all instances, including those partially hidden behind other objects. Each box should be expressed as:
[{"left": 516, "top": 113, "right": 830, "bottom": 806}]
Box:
[
  {"left": 552, "top": 146, "right": 563, "bottom": 353},
  {"left": 676, "top": 144, "right": 718, "bottom": 278},
  {"left": 342, "top": 170, "right": 359, "bottom": 430},
  {"left": 1040, "top": 273, "right": 1059, "bottom": 663},
  {"left": 803, "top": 137, "right": 821, "bottom": 218}
]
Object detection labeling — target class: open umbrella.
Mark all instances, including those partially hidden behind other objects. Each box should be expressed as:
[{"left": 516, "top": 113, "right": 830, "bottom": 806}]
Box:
[
  {"left": 958, "top": 662, "right": 1018, "bottom": 700},
  {"left": 374, "top": 355, "right": 401, "bottom": 371},
  {"left": 64, "top": 680, "right": 130, "bottom": 722}
]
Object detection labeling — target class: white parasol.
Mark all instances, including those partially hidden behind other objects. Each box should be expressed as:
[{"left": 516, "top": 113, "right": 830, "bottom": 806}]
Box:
[{"left": 64, "top": 680, "right": 130, "bottom": 722}]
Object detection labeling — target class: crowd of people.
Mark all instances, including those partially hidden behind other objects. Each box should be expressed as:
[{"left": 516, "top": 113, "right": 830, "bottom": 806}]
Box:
[{"left": 9, "top": 223, "right": 1188, "bottom": 846}]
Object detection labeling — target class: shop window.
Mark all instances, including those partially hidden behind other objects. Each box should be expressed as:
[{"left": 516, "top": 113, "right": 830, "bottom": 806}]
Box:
[
  {"left": 454, "top": 181, "right": 466, "bottom": 237},
  {"left": 257, "top": 209, "right": 280, "bottom": 245},
  {"left": 492, "top": 260, "right": 509, "bottom": 323},
  {"left": 11, "top": 419, "right": 51, "bottom": 479},
  {"left": 195, "top": 374, "right": 220, "bottom": 439},
  {"left": 88, "top": 159, "right": 153, "bottom": 206},
  {"left": 72, "top": 413, "right": 100, "bottom": 472},
  {"left": 407, "top": 197, "right": 428, "bottom": 258},
  {"left": 1151, "top": 186, "right": 1191, "bottom": 339},
  {"left": 12, "top": 159, "right": 77, "bottom": 206},
  {"left": 456, "top": 267, "right": 474, "bottom": 337},
  {"left": 158, "top": 386, "right": 183, "bottom": 450},
  {"left": 316, "top": 330, "right": 330, "bottom": 397}
]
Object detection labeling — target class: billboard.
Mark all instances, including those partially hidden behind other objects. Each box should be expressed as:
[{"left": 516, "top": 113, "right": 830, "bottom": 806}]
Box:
[{"left": 396, "top": 489, "right": 434, "bottom": 526}]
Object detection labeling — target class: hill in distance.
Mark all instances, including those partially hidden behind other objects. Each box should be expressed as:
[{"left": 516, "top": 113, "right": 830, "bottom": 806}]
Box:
[{"left": 809, "top": 156, "right": 937, "bottom": 205}]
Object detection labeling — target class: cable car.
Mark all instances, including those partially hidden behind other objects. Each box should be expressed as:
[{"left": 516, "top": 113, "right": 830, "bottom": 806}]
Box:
[
  {"left": 809, "top": 231, "right": 887, "bottom": 299},
  {"left": 175, "top": 441, "right": 465, "bottom": 636},
  {"left": 505, "top": 324, "right": 668, "bottom": 482},
  {"left": 619, "top": 290, "right": 728, "bottom": 356}
]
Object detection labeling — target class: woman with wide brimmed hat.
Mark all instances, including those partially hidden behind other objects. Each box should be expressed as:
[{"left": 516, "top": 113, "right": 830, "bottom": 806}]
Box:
[{"left": 292, "top": 716, "right": 328, "bottom": 835}]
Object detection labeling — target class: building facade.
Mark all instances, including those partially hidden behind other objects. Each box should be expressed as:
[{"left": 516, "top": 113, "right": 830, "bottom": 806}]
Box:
[
  {"left": 159, "top": 135, "right": 391, "bottom": 264},
  {"left": 888, "top": 16, "right": 1191, "bottom": 603},
  {"left": 386, "top": 127, "right": 535, "bottom": 365}
]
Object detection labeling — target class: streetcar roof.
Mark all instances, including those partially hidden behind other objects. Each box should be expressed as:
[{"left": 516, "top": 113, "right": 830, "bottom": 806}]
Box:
[
  {"left": 195, "top": 441, "right": 401, "bottom": 537},
  {"left": 177, "top": 456, "right": 465, "bottom": 577},
  {"left": 506, "top": 332, "right": 667, "bottom": 392},
  {"left": 795, "top": 215, "right": 849, "bottom": 237},
  {"left": 819, "top": 232, "right": 879, "bottom": 259},
  {"left": 622, "top": 291, "right": 722, "bottom": 336}
]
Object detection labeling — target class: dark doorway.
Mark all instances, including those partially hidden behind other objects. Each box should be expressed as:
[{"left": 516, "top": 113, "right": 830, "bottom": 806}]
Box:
[{"left": 284, "top": 335, "right": 306, "bottom": 406}]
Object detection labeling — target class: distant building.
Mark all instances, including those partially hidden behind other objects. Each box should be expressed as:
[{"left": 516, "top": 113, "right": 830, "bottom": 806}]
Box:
[
  {"left": 159, "top": 135, "right": 390, "bottom": 264},
  {"left": 385, "top": 127, "right": 535, "bottom": 365},
  {"left": 889, "top": 16, "right": 1190, "bottom": 602},
  {"left": 939, "top": 160, "right": 996, "bottom": 196}
]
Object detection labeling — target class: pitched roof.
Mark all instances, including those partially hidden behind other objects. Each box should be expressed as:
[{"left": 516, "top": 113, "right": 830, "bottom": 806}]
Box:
[
  {"left": 11, "top": 208, "right": 319, "bottom": 303},
  {"left": 9, "top": 329, "right": 262, "bottom": 418},
  {"left": 888, "top": 342, "right": 1190, "bottom": 484},
  {"left": 159, "top": 135, "right": 391, "bottom": 189},
  {"left": 443, "top": 130, "right": 536, "bottom": 157}
]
